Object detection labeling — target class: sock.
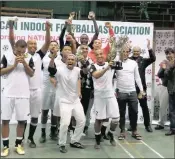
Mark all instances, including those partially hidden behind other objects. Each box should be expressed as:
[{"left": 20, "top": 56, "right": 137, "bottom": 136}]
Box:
[
  {"left": 101, "top": 125, "right": 107, "bottom": 136},
  {"left": 41, "top": 128, "right": 46, "bottom": 136},
  {"left": 3, "top": 138, "right": 9, "bottom": 148},
  {"left": 108, "top": 130, "right": 114, "bottom": 140},
  {"left": 95, "top": 132, "right": 101, "bottom": 145},
  {"left": 22, "top": 122, "right": 27, "bottom": 140},
  {"left": 28, "top": 124, "right": 37, "bottom": 140},
  {"left": 51, "top": 125, "right": 57, "bottom": 134},
  {"left": 15, "top": 137, "right": 23, "bottom": 147}
]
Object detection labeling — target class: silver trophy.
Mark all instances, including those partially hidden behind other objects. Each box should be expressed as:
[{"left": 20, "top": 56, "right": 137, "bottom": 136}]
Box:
[
  {"left": 67, "top": 12, "right": 76, "bottom": 36},
  {"left": 111, "top": 35, "right": 129, "bottom": 70}
]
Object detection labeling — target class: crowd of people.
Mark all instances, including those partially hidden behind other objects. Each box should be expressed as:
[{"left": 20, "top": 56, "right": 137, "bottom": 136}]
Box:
[{"left": 1, "top": 11, "right": 175, "bottom": 157}]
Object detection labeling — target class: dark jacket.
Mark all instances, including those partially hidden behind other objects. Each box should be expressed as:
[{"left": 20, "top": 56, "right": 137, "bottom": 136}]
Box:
[
  {"left": 130, "top": 49, "right": 156, "bottom": 91},
  {"left": 157, "top": 68, "right": 168, "bottom": 87},
  {"left": 164, "top": 65, "right": 175, "bottom": 94}
]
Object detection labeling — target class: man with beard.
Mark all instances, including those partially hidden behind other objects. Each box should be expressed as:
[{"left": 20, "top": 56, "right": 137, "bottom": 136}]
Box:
[
  {"left": 90, "top": 49, "right": 120, "bottom": 149},
  {"left": 48, "top": 54, "right": 85, "bottom": 153},
  {"left": 157, "top": 48, "right": 175, "bottom": 136},
  {"left": 128, "top": 39, "right": 156, "bottom": 132},
  {"left": 59, "top": 11, "right": 99, "bottom": 50},
  {"left": 1, "top": 40, "right": 34, "bottom": 157},
  {"left": 8, "top": 20, "right": 51, "bottom": 147},
  {"left": 77, "top": 44, "right": 94, "bottom": 134}
]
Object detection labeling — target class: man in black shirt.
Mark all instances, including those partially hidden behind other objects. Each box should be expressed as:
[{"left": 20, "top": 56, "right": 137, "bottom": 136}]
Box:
[
  {"left": 77, "top": 44, "right": 94, "bottom": 134},
  {"left": 59, "top": 11, "right": 99, "bottom": 50},
  {"left": 129, "top": 39, "right": 156, "bottom": 132}
]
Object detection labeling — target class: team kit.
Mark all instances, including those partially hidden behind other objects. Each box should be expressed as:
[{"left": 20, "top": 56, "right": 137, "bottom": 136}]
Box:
[{"left": 1, "top": 11, "right": 162, "bottom": 157}]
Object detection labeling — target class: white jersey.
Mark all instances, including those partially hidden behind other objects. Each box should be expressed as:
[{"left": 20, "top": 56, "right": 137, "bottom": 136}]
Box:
[
  {"left": 91, "top": 62, "right": 115, "bottom": 98},
  {"left": 29, "top": 52, "right": 42, "bottom": 89},
  {"left": 55, "top": 65, "right": 81, "bottom": 103},
  {"left": 42, "top": 52, "right": 64, "bottom": 92},
  {"left": 2, "top": 52, "right": 33, "bottom": 98}
]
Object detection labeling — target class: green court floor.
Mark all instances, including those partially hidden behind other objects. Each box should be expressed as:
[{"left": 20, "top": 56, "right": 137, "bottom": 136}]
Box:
[{"left": 1, "top": 124, "right": 174, "bottom": 158}]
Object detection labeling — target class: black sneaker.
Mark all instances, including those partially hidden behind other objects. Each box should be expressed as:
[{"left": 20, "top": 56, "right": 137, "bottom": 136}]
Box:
[
  {"left": 155, "top": 125, "right": 164, "bottom": 130},
  {"left": 27, "top": 138, "right": 36, "bottom": 148},
  {"left": 59, "top": 146, "right": 67, "bottom": 153},
  {"left": 165, "top": 130, "right": 175, "bottom": 136},
  {"left": 145, "top": 125, "right": 153, "bottom": 132},
  {"left": 70, "top": 142, "right": 85, "bottom": 149},
  {"left": 107, "top": 131, "right": 116, "bottom": 146}
]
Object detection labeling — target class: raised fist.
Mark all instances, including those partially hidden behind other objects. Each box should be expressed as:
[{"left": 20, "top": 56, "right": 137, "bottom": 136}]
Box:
[
  {"left": 88, "top": 11, "right": 95, "bottom": 19},
  {"left": 46, "top": 21, "right": 52, "bottom": 30}
]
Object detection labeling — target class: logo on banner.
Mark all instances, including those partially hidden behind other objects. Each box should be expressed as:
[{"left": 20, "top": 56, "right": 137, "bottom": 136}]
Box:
[
  {"left": 160, "top": 39, "right": 166, "bottom": 46},
  {"left": 147, "top": 95, "right": 151, "bottom": 101},
  {"left": 2, "top": 45, "right": 9, "bottom": 52},
  {"left": 156, "top": 32, "right": 163, "bottom": 38},
  {"left": 164, "top": 32, "right": 171, "bottom": 38},
  {"left": 141, "top": 49, "right": 146, "bottom": 55},
  {"left": 155, "top": 46, "right": 162, "bottom": 54},
  {"left": 168, "top": 39, "right": 174, "bottom": 46},
  {"left": 146, "top": 69, "right": 152, "bottom": 75},
  {"left": 146, "top": 82, "right": 152, "bottom": 88}
]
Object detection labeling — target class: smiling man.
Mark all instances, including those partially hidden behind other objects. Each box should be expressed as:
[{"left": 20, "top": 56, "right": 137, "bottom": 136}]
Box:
[
  {"left": 90, "top": 49, "right": 120, "bottom": 149},
  {"left": 128, "top": 39, "right": 156, "bottom": 133},
  {"left": 48, "top": 53, "right": 85, "bottom": 153}
]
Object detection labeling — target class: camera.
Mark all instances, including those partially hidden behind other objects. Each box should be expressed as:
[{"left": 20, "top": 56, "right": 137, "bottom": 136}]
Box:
[{"left": 111, "top": 61, "right": 123, "bottom": 70}]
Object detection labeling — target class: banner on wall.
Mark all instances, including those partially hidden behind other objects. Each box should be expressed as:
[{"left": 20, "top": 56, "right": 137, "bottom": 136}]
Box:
[{"left": 0, "top": 16, "right": 154, "bottom": 124}]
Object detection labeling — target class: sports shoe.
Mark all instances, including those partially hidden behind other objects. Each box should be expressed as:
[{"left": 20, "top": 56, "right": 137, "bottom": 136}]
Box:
[
  {"left": 27, "top": 138, "right": 36, "bottom": 148},
  {"left": 15, "top": 145, "right": 25, "bottom": 155},
  {"left": 1, "top": 147, "right": 9, "bottom": 157}
]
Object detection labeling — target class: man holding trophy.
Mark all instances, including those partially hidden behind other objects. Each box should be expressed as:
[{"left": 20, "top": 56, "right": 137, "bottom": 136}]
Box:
[
  {"left": 115, "top": 44, "right": 144, "bottom": 140},
  {"left": 90, "top": 49, "right": 120, "bottom": 149}
]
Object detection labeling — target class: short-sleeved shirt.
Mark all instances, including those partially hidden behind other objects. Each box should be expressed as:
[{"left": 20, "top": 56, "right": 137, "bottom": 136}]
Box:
[
  {"left": 90, "top": 62, "right": 115, "bottom": 98},
  {"left": 55, "top": 65, "right": 81, "bottom": 103},
  {"left": 1, "top": 52, "right": 34, "bottom": 98}
]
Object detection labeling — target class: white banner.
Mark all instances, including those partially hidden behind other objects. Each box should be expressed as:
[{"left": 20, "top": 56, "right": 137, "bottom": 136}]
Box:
[{"left": 0, "top": 16, "right": 154, "bottom": 124}]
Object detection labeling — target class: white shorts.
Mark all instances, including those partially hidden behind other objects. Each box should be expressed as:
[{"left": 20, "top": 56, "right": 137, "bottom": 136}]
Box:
[
  {"left": 30, "top": 89, "right": 42, "bottom": 118},
  {"left": 42, "top": 90, "right": 55, "bottom": 110},
  {"left": 94, "top": 97, "right": 120, "bottom": 120},
  {"left": 1, "top": 97, "right": 30, "bottom": 121}
]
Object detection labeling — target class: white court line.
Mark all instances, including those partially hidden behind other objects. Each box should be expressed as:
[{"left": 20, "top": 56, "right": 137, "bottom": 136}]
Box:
[
  {"left": 115, "top": 140, "right": 135, "bottom": 158},
  {"left": 127, "top": 131, "right": 164, "bottom": 158},
  {"left": 140, "top": 140, "right": 164, "bottom": 158}
]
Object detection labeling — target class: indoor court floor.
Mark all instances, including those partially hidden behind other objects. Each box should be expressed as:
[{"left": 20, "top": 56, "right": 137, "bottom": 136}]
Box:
[{"left": 2, "top": 124, "right": 174, "bottom": 158}]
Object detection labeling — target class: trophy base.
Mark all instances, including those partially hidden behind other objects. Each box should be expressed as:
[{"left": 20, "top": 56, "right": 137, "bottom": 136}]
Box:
[
  {"left": 111, "top": 61, "right": 123, "bottom": 70},
  {"left": 111, "top": 66, "right": 123, "bottom": 70}
]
